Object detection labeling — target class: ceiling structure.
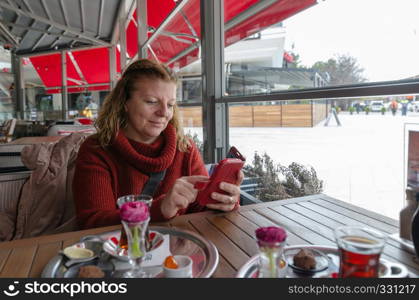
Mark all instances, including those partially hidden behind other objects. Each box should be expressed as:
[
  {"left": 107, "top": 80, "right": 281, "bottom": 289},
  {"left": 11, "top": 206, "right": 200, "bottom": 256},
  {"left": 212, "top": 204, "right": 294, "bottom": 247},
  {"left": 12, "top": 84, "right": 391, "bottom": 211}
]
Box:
[
  {"left": 0, "top": 0, "right": 317, "bottom": 93},
  {"left": 0, "top": 0, "right": 120, "bottom": 55}
]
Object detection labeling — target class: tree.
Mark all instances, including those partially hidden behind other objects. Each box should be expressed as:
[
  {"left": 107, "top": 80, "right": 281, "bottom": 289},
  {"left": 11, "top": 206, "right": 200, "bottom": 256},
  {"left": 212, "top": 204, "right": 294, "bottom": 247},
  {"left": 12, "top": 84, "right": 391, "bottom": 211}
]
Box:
[{"left": 312, "top": 54, "right": 367, "bottom": 86}]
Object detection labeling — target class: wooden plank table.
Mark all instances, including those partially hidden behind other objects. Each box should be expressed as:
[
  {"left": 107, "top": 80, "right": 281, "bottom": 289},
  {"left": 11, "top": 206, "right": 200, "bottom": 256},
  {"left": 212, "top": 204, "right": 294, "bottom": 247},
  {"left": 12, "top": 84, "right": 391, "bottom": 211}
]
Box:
[{"left": 0, "top": 194, "right": 418, "bottom": 278}]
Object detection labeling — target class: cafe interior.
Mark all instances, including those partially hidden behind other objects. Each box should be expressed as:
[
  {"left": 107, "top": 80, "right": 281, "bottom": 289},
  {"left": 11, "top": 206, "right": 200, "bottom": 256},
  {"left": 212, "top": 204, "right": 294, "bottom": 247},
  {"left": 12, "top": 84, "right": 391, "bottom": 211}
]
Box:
[{"left": 0, "top": 0, "right": 418, "bottom": 279}]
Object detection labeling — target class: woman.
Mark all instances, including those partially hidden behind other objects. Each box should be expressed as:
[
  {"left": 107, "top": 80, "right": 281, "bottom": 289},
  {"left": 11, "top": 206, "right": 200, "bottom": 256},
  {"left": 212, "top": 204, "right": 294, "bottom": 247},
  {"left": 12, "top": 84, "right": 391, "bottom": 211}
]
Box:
[{"left": 73, "top": 59, "right": 243, "bottom": 229}]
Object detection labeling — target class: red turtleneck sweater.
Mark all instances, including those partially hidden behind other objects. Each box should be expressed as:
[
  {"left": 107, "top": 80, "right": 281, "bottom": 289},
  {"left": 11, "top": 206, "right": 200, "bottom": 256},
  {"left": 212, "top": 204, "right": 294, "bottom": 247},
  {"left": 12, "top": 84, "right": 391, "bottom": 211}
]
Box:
[{"left": 72, "top": 124, "right": 208, "bottom": 229}]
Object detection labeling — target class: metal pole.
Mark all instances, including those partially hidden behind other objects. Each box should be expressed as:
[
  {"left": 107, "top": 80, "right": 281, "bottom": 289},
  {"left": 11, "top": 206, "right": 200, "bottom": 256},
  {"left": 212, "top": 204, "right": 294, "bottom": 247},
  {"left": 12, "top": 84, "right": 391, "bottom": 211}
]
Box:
[
  {"left": 119, "top": 0, "right": 127, "bottom": 71},
  {"left": 200, "top": 0, "right": 227, "bottom": 163},
  {"left": 137, "top": 0, "right": 147, "bottom": 59},
  {"left": 61, "top": 51, "right": 68, "bottom": 120},
  {"left": 11, "top": 51, "right": 25, "bottom": 119},
  {"left": 109, "top": 46, "right": 117, "bottom": 89}
]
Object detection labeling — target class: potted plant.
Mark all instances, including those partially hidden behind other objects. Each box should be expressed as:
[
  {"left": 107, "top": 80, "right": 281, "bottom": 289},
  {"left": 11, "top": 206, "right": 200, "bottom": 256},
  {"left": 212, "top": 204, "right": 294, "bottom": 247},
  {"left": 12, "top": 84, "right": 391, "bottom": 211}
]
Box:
[
  {"left": 349, "top": 106, "right": 355, "bottom": 115},
  {"left": 364, "top": 106, "right": 370, "bottom": 115},
  {"left": 381, "top": 106, "right": 386, "bottom": 115}
]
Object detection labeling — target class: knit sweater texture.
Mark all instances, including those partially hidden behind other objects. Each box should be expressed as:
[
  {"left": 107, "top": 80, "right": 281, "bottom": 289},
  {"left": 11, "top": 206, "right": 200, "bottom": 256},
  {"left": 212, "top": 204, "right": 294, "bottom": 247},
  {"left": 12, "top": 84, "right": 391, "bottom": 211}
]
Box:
[{"left": 72, "top": 123, "right": 208, "bottom": 229}]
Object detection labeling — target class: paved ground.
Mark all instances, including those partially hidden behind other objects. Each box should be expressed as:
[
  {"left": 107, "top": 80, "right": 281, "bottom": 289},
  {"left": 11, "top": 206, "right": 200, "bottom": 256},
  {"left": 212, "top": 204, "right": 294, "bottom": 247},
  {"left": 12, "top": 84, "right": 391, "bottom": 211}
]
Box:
[{"left": 186, "top": 111, "right": 419, "bottom": 220}]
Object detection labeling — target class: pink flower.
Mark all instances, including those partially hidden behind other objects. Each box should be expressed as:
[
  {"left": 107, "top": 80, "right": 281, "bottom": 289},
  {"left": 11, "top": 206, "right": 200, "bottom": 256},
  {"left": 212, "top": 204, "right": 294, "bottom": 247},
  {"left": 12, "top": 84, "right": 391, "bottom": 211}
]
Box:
[
  {"left": 255, "top": 226, "right": 287, "bottom": 244},
  {"left": 120, "top": 201, "right": 149, "bottom": 223}
]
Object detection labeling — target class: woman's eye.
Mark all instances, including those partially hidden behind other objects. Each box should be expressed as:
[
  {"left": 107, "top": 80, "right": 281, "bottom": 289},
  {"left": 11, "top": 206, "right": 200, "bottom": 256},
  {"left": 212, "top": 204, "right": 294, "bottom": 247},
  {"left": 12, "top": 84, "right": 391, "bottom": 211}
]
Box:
[{"left": 145, "top": 100, "right": 157, "bottom": 104}]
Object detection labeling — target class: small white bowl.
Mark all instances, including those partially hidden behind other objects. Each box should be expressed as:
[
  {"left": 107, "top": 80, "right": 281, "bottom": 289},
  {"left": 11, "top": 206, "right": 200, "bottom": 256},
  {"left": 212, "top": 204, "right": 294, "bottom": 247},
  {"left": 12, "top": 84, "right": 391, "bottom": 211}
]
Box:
[
  {"left": 162, "top": 255, "right": 193, "bottom": 278},
  {"left": 63, "top": 246, "right": 94, "bottom": 259}
]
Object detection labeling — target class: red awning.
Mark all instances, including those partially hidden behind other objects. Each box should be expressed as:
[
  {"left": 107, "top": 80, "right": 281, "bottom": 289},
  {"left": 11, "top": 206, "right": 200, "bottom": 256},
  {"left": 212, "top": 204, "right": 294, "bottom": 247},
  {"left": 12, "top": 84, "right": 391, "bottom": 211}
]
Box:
[
  {"left": 31, "top": 0, "right": 316, "bottom": 93},
  {"left": 129, "top": 0, "right": 317, "bottom": 69},
  {"left": 30, "top": 54, "right": 62, "bottom": 87},
  {"left": 32, "top": 47, "right": 121, "bottom": 94}
]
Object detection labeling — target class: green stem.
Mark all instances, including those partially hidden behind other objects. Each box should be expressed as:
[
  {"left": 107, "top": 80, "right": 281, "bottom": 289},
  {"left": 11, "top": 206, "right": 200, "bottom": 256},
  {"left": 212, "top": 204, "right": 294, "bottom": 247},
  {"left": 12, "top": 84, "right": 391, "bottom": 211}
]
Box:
[
  {"left": 130, "top": 227, "right": 142, "bottom": 258},
  {"left": 269, "top": 250, "right": 276, "bottom": 278}
]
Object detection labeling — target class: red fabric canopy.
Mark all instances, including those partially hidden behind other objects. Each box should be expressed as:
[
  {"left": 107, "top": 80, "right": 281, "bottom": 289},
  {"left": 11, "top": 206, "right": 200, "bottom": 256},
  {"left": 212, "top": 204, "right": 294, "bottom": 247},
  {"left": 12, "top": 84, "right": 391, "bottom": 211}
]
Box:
[
  {"left": 30, "top": 54, "right": 62, "bottom": 87},
  {"left": 34, "top": 47, "right": 120, "bottom": 94},
  {"left": 31, "top": 0, "right": 316, "bottom": 93}
]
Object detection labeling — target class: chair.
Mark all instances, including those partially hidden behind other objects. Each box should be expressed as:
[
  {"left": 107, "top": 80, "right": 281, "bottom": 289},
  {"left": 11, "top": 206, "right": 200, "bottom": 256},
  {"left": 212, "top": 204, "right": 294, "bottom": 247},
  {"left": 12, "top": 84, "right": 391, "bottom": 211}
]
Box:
[
  {"left": 0, "top": 118, "right": 17, "bottom": 143},
  {"left": 0, "top": 132, "right": 88, "bottom": 241}
]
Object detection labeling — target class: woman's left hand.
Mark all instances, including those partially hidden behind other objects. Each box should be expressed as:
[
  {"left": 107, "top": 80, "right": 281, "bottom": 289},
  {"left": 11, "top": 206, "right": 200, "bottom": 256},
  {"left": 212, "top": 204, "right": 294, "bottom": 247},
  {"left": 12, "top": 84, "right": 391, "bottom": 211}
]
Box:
[{"left": 206, "top": 170, "right": 244, "bottom": 212}]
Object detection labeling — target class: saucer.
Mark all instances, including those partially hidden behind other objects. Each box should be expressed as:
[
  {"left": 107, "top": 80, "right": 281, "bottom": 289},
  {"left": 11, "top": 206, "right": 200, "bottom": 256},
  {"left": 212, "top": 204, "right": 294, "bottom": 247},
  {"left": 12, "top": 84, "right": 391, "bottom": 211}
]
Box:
[
  {"left": 284, "top": 248, "right": 329, "bottom": 275},
  {"left": 60, "top": 240, "right": 103, "bottom": 267}
]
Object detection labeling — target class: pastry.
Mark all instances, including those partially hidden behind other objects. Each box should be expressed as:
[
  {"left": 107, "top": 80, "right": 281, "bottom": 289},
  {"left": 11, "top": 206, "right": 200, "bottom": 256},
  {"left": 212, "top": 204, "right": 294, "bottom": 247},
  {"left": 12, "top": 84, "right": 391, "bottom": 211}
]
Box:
[
  {"left": 78, "top": 265, "right": 105, "bottom": 278},
  {"left": 293, "top": 249, "right": 317, "bottom": 270}
]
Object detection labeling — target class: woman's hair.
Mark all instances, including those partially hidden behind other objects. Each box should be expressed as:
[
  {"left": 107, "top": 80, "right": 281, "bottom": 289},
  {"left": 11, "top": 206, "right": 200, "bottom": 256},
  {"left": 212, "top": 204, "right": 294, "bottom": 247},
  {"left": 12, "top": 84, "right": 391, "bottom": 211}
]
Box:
[{"left": 95, "top": 59, "right": 190, "bottom": 151}]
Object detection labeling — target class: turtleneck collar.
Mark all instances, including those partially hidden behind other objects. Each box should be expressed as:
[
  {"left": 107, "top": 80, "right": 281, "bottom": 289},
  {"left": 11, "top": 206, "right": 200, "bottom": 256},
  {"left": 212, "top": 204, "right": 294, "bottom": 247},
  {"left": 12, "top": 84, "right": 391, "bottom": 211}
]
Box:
[{"left": 112, "top": 123, "right": 177, "bottom": 173}]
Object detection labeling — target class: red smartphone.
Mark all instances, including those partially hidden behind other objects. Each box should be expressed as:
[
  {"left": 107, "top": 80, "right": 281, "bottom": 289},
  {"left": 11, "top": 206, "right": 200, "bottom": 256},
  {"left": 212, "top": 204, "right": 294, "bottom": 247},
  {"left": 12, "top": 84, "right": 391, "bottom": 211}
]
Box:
[
  {"left": 227, "top": 146, "right": 246, "bottom": 161},
  {"left": 195, "top": 158, "right": 244, "bottom": 206}
]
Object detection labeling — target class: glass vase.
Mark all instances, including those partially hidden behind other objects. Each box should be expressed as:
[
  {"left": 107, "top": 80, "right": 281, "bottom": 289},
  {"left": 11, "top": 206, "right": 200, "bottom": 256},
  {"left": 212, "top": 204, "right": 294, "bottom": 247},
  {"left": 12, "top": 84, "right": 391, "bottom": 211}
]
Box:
[
  {"left": 121, "top": 217, "right": 150, "bottom": 278},
  {"left": 117, "top": 195, "right": 153, "bottom": 253},
  {"left": 257, "top": 240, "right": 286, "bottom": 278}
]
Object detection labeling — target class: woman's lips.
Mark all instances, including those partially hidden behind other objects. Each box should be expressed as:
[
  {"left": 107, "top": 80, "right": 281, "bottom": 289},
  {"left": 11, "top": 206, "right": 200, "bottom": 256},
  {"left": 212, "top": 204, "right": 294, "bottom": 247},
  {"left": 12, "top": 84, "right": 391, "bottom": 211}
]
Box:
[{"left": 149, "top": 121, "right": 165, "bottom": 127}]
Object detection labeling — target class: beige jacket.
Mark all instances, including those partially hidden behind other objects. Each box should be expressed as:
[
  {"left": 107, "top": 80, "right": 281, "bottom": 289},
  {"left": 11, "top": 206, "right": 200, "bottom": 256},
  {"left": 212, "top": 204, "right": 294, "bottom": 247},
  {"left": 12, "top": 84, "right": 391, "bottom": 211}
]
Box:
[{"left": 0, "top": 133, "right": 88, "bottom": 241}]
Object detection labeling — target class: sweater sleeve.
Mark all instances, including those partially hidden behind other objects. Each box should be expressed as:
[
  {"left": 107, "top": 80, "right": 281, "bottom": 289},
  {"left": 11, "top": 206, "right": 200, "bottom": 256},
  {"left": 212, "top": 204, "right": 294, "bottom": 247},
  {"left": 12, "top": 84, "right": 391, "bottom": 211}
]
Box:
[
  {"left": 150, "top": 141, "right": 208, "bottom": 222},
  {"left": 72, "top": 139, "right": 120, "bottom": 229},
  {"left": 185, "top": 141, "right": 208, "bottom": 214}
]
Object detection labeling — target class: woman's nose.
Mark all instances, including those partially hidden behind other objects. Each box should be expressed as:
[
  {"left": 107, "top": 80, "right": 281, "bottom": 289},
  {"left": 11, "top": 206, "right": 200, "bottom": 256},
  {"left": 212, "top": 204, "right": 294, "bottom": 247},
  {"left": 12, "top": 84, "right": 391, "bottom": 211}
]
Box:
[{"left": 157, "top": 103, "right": 169, "bottom": 117}]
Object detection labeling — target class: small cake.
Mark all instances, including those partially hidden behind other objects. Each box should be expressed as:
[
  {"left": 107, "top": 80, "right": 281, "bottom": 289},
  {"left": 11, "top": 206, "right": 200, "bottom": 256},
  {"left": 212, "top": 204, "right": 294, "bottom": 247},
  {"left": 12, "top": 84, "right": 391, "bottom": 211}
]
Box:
[
  {"left": 293, "top": 249, "right": 317, "bottom": 270},
  {"left": 78, "top": 265, "right": 105, "bottom": 278}
]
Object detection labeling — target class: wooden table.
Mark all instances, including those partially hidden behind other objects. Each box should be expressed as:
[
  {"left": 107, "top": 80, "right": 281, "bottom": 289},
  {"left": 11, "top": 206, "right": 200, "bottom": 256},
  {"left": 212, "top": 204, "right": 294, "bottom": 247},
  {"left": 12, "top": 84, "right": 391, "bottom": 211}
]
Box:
[
  {"left": 1, "top": 194, "right": 418, "bottom": 278},
  {"left": 8, "top": 136, "right": 63, "bottom": 145}
]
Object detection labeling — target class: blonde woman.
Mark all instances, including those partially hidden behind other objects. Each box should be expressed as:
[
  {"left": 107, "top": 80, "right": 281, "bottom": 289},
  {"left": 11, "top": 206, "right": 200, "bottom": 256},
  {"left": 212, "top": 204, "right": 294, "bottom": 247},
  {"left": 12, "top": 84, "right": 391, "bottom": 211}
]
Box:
[{"left": 73, "top": 59, "right": 243, "bottom": 229}]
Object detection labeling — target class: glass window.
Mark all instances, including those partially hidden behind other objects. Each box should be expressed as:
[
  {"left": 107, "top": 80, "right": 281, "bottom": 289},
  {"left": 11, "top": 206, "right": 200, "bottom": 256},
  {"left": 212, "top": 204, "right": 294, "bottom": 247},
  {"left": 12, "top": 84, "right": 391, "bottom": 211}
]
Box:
[
  {"left": 179, "top": 105, "right": 203, "bottom": 155},
  {"left": 147, "top": 0, "right": 202, "bottom": 105},
  {"left": 223, "top": 0, "right": 419, "bottom": 97},
  {"left": 227, "top": 94, "right": 419, "bottom": 220}
]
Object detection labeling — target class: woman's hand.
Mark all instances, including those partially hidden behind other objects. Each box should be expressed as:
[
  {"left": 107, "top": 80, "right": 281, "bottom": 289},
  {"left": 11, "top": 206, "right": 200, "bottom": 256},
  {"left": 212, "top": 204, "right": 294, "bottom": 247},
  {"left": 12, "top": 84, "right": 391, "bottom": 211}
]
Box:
[
  {"left": 206, "top": 170, "right": 244, "bottom": 212},
  {"left": 160, "top": 175, "right": 209, "bottom": 219}
]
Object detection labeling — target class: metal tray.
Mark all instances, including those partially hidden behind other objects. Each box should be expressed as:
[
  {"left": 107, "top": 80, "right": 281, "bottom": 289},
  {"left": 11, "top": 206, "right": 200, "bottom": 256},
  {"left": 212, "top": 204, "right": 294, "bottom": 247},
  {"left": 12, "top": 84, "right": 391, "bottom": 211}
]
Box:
[
  {"left": 42, "top": 226, "right": 219, "bottom": 278},
  {"left": 236, "top": 245, "right": 409, "bottom": 278}
]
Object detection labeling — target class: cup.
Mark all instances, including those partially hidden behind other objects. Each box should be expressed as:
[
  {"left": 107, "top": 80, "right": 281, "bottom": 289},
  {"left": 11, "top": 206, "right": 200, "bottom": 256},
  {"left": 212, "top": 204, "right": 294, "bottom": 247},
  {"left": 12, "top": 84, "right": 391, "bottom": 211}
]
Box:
[
  {"left": 162, "top": 255, "right": 193, "bottom": 278},
  {"left": 117, "top": 195, "right": 153, "bottom": 251},
  {"left": 334, "top": 225, "right": 387, "bottom": 278}
]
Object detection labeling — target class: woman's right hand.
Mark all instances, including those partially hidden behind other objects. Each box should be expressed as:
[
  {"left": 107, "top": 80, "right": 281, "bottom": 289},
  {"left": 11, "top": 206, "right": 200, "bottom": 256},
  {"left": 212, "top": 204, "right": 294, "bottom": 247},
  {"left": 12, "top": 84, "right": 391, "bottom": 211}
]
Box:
[{"left": 160, "top": 175, "right": 209, "bottom": 219}]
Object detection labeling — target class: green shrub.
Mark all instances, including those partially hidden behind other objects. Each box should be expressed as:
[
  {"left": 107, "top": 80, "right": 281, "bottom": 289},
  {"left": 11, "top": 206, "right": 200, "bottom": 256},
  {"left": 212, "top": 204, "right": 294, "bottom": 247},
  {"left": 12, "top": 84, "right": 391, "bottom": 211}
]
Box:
[
  {"left": 186, "top": 133, "right": 324, "bottom": 202},
  {"left": 243, "top": 152, "right": 324, "bottom": 202}
]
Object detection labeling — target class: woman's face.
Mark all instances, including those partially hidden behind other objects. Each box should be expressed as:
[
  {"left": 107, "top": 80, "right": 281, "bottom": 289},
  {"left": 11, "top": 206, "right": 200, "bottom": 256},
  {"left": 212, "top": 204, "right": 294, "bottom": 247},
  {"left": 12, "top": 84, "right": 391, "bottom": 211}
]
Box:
[{"left": 123, "top": 77, "right": 177, "bottom": 144}]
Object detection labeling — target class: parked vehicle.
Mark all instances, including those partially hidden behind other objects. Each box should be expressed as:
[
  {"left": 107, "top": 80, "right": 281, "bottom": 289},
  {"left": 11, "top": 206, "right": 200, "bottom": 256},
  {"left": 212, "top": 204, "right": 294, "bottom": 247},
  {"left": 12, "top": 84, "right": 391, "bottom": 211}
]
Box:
[
  {"left": 370, "top": 101, "right": 384, "bottom": 112},
  {"left": 409, "top": 101, "right": 419, "bottom": 112}
]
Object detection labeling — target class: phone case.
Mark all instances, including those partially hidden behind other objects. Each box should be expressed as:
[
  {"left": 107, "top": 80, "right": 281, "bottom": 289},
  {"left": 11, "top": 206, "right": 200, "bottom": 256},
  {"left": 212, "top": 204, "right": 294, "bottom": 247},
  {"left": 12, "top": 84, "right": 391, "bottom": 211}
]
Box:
[
  {"left": 227, "top": 146, "right": 246, "bottom": 161},
  {"left": 195, "top": 158, "right": 244, "bottom": 206}
]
